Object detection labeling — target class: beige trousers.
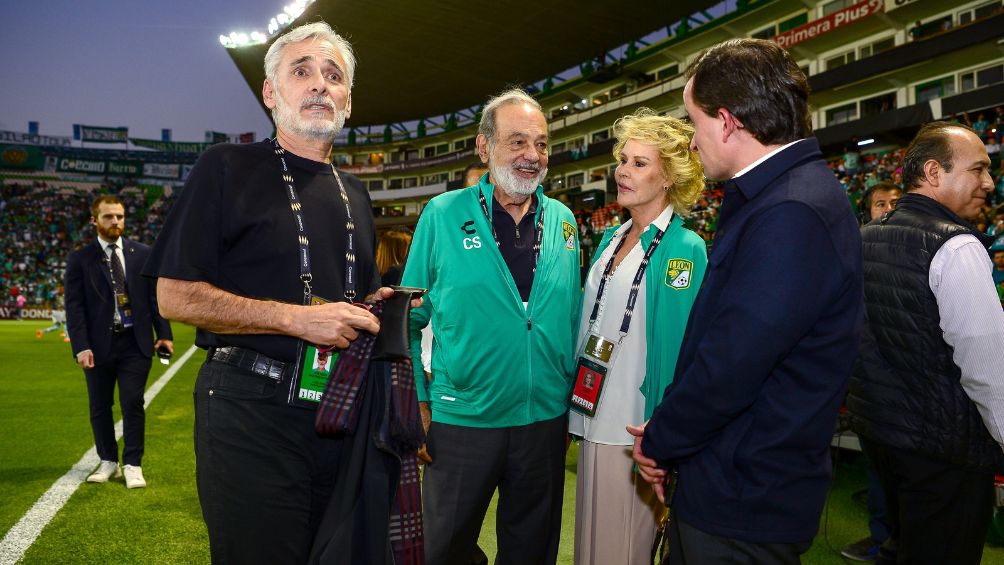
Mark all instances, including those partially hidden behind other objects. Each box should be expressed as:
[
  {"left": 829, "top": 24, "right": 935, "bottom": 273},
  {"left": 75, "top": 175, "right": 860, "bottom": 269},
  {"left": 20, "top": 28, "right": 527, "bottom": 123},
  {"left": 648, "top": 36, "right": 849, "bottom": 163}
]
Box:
[{"left": 574, "top": 440, "right": 666, "bottom": 565}]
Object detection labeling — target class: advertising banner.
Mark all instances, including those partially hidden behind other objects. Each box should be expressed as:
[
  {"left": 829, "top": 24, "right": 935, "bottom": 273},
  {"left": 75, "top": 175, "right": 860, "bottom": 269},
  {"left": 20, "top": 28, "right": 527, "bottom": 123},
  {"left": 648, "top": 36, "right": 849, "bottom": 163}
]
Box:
[
  {"left": 143, "top": 162, "right": 181, "bottom": 179},
  {"left": 0, "top": 130, "right": 72, "bottom": 147},
  {"left": 773, "top": 0, "right": 884, "bottom": 49},
  {"left": 57, "top": 157, "right": 107, "bottom": 174},
  {"left": 79, "top": 125, "right": 129, "bottom": 143},
  {"left": 0, "top": 144, "right": 44, "bottom": 169},
  {"left": 130, "top": 137, "right": 213, "bottom": 153}
]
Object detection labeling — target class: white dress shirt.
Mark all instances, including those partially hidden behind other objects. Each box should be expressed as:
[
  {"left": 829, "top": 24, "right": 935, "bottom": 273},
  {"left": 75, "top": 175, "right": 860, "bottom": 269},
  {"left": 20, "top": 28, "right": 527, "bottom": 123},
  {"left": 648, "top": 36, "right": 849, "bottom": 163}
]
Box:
[{"left": 930, "top": 234, "right": 1004, "bottom": 452}]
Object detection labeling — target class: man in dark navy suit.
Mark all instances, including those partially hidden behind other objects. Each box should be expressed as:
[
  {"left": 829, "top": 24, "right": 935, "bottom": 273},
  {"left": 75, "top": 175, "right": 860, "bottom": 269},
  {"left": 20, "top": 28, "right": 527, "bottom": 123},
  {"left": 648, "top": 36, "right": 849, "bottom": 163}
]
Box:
[
  {"left": 65, "top": 195, "right": 173, "bottom": 489},
  {"left": 629, "top": 38, "right": 863, "bottom": 564}
]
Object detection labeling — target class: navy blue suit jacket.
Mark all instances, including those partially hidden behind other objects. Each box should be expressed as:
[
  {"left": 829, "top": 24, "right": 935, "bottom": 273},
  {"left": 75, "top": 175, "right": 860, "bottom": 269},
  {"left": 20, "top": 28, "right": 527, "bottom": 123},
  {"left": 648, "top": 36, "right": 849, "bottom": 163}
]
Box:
[
  {"left": 65, "top": 238, "right": 172, "bottom": 362},
  {"left": 641, "top": 138, "right": 863, "bottom": 543}
]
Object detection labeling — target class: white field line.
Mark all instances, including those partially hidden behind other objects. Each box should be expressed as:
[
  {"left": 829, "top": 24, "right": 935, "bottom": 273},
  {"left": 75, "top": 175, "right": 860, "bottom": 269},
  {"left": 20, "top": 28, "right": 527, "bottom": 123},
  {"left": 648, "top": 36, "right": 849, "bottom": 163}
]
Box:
[{"left": 0, "top": 345, "right": 199, "bottom": 565}]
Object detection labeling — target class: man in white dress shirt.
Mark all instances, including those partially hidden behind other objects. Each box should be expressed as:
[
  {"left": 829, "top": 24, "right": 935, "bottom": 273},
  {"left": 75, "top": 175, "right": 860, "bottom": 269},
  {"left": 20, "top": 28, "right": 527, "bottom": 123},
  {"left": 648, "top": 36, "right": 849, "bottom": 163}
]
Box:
[{"left": 847, "top": 122, "right": 1004, "bottom": 565}]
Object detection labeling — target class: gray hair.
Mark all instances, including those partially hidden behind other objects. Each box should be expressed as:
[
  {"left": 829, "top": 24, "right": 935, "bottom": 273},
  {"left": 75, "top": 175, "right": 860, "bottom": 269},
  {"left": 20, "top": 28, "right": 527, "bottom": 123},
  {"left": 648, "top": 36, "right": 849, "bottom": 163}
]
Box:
[
  {"left": 264, "top": 21, "right": 356, "bottom": 89},
  {"left": 478, "top": 88, "right": 543, "bottom": 147}
]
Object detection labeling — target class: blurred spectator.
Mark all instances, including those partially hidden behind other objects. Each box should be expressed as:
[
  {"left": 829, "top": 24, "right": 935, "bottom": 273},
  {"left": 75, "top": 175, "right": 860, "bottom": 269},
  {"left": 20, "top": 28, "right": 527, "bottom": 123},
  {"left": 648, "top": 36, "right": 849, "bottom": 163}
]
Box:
[
  {"left": 973, "top": 113, "right": 991, "bottom": 136},
  {"left": 844, "top": 143, "right": 862, "bottom": 177},
  {"left": 988, "top": 211, "right": 1004, "bottom": 236},
  {"left": 376, "top": 227, "right": 413, "bottom": 286},
  {"left": 861, "top": 181, "right": 902, "bottom": 224},
  {"left": 993, "top": 247, "right": 1004, "bottom": 288},
  {"left": 985, "top": 134, "right": 1000, "bottom": 158}
]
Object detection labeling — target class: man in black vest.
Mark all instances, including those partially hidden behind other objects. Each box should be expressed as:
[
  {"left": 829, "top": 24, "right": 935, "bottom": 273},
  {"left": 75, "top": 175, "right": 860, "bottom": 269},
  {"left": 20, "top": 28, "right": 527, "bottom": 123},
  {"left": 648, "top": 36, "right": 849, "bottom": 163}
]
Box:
[{"left": 848, "top": 122, "right": 1004, "bottom": 564}]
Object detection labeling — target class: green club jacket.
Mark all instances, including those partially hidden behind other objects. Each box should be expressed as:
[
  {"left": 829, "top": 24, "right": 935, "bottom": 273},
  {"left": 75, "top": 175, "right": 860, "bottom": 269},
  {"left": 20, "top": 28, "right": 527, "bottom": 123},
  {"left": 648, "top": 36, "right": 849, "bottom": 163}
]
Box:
[
  {"left": 402, "top": 178, "right": 581, "bottom": 428},
  {"left": 590, "top": 213, "right": 707, "bottom": 419}
]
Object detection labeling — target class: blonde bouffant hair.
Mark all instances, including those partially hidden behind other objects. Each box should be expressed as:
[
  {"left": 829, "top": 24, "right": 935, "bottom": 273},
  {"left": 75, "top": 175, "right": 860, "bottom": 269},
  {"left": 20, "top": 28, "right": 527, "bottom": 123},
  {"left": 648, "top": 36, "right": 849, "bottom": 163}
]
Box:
[{"left": 612, "top": 108, "right": 705, "bottom": 213}]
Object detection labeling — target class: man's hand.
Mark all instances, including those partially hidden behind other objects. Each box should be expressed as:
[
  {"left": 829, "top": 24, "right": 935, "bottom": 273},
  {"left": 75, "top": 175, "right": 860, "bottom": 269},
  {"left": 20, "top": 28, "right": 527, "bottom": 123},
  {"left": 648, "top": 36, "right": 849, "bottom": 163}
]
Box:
[
  {"left": 76, "top": 350, "right": 95, "bottom": 369},
  {"left": 365, "top": 286, "right": 424, "bottom": 309},
  {"left": 154, "top": 339, "right": 174, "bottom": 355},
  {"left": 627, "top": 421, "right": 667, "bottom": 503},
  {"left": 418, "top": 401, "right": 433, "bottom": 464},
  {"left": 292, "top": 302, "right": 380, "bottom": 349}
]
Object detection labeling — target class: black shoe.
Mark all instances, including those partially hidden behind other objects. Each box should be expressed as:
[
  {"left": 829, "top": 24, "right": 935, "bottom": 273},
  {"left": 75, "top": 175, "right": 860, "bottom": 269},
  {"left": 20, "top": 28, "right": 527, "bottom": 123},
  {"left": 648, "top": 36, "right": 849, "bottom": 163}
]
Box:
[{"left": 841, "top": 537, "right": 880, "bottom": 561}]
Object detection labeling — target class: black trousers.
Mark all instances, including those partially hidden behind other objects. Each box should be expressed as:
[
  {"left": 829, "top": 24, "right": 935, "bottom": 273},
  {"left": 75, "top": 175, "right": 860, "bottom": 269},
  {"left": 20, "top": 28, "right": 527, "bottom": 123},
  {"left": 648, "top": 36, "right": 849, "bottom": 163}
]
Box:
[
  {"left": 667, "top": 517, "right": 811, "bottom": 565},
  {"left": 860, "top": 439, "right": 995, "bottom": 565},
  {"left": 84, "top": 329, "right": 151, "bottom": 466},
  {"left": 422, "top": 415, "right": 567, "bottom": 565},
  {"left": 194, "top": 359, "right": 347, "bottom": 564}
]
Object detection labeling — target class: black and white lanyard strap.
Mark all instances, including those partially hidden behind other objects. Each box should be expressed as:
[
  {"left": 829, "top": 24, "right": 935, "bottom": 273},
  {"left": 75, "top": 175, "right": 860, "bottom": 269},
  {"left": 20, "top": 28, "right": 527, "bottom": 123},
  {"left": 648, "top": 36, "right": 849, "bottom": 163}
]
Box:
[
  {"left": 273, "top": 138, "right": 357, "bottom": 300},
  {"left": 587, "top": 225, "right": 666, "bottom": 337},
  {"left": 478, "top": 190, "right": 546, "bottom": 274}
]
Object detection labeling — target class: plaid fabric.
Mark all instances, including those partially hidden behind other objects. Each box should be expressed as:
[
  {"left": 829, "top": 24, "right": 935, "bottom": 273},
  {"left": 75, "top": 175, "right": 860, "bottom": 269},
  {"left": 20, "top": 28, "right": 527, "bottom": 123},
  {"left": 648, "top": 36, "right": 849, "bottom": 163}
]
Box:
[
  {"left": 314, "top": 303, "right": 377, "bottom": 435},
  {"left": 389, "top": 451, "right": 424, "bottom": 563},
  {"left": 315, "top": 298, "right": 426, "bottom": 565}
]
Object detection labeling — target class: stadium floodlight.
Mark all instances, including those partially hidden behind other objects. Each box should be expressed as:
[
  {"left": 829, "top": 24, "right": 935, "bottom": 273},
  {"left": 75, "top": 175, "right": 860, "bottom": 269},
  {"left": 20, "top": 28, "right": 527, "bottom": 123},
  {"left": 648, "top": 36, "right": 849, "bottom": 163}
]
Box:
[
  {"left": 250, "top": 31, "right": 266, "bottom": 43},
  {"left": 277, "top": 13, "right": 290, "bottom": 25},
  {"left": 857, "top": 138, "right": 875, "bottom": 146},
  {"left": 219, "top": 35, "right": 230, "bottom": 47}
]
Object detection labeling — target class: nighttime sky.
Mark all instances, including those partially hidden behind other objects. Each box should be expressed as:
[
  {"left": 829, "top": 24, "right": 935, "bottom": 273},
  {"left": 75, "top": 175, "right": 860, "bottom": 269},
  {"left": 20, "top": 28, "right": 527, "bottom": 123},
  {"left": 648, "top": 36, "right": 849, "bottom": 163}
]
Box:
[{"left": 0, "top": 0, "right": 283, "bottom": 142}]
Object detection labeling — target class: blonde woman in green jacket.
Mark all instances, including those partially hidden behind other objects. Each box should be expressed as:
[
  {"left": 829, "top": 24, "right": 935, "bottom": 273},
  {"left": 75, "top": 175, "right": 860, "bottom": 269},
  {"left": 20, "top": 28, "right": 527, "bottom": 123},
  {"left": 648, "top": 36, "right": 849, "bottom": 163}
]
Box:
[{"left": 570, "top": 108, "right": 707, "bottom": 565}]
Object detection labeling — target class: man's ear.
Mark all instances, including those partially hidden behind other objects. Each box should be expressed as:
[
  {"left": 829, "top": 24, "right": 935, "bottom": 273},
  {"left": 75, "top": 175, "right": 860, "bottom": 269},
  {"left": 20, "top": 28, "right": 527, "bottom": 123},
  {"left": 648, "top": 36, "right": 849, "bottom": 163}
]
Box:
[
  {"left": 475, "top": 134, "right": 490, "bottom": 164},
  {"left": 263, "top": 79, "right": 277, "bottom": 110},
  {"left": 922, "top": 159, "right": 941, "bottom": 187},
  {"left": 344, "top": 92, "right": 352, "bottom": 120},
  {"left": 720, "top": 108, "right": 744, "bottom": 144}
]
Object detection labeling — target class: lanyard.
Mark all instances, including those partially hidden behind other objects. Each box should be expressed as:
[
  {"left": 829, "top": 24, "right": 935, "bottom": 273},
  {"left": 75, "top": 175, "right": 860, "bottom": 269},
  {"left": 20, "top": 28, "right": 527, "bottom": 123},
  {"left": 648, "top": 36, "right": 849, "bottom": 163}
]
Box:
[
  {"left": 478, "top": 189, "right": 545, "bottom": 275},
  {"left": 587, "top": 223, "right": 666, "bottom": 337},
  {"left": 272, "top": 138, "right": 356, "bottom": 301}
]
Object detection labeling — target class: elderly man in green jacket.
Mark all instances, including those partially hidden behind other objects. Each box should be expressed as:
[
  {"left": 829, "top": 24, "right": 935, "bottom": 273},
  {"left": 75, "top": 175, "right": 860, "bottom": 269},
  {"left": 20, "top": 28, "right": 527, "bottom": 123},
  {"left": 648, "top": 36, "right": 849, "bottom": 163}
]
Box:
[{"left": 402, "top": 88, "right": 580, "bottom": 565}]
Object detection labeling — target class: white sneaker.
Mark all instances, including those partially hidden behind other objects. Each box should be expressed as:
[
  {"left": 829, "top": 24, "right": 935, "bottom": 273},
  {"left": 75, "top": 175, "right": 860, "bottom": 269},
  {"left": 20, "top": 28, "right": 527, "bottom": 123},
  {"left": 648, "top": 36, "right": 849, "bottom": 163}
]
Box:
[
  {"left": 122, "top": 465, "right": 146, "bottom": 489},
  {"left": 86, "top": 460, "right": 120, "bottom": 483}
]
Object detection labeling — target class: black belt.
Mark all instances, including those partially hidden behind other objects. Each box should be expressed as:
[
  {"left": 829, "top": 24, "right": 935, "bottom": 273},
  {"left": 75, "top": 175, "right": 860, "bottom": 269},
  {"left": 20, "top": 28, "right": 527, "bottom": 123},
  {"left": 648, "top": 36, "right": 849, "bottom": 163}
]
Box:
[{"left": 209, "top": 346, "right": 287, "bottom": 382}]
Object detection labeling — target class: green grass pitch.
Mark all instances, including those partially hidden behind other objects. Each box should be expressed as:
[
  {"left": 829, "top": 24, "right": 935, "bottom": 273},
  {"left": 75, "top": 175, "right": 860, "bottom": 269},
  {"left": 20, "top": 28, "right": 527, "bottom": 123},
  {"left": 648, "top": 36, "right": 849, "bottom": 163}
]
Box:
[{"left": 2, "top": 320, "right": 1003, "bottom": 563}]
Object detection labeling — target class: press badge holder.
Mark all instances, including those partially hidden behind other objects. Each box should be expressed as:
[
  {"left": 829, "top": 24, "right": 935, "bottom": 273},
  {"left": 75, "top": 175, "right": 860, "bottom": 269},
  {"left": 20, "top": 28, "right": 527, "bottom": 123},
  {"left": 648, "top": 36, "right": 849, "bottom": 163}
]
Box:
[
  {"left": 116, "top": 294, "right": 134, "bottom": 328},
  {"left": 570, "top": 332, "right": 623, "bottom": 417},
  {"left": 288, "top": 294, "right": 340, "bottom": 409},
  {"left": 569, "top": 223, "right": 666, "bottom": 418}
]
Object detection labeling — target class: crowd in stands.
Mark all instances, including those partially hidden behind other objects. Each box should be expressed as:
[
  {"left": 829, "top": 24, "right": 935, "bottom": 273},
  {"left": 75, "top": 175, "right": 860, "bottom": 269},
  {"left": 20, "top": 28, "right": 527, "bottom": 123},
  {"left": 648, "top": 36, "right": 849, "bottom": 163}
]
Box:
[
  {"left": 7, "top": 118, "right": 1004, "bottom": 310},
  {"left": 571, "top": 117, "right": 1004, "bottom": 270},
  {"left": 1, "top": 180, "right": 175, "bottom": 309}
]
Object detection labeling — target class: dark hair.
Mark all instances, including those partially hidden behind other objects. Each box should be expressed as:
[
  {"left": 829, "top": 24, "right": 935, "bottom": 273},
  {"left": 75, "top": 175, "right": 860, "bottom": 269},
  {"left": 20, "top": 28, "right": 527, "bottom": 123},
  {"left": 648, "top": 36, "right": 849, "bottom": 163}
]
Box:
[
  {"left": 686, "top": 38, "right": 811, "bottom": 145},
  {"left": 859, "top": 181, "right": 902, "bottom": 223},
  {"left": 901, "top": 122, "right": 977, "bottom": 190},
  {"left": 91, "top": 195, "right": 124, "bottom": 218},
  {"left": 463, "top": 161, "right": 488, "bottom": 177}
]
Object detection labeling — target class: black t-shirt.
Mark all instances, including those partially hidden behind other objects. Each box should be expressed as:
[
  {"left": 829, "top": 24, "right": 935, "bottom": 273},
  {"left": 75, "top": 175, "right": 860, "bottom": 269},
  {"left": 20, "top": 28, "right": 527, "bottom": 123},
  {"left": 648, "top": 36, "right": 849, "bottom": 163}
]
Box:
[{"left": 143, "top": 140, "right": 380, "bottom": 362}]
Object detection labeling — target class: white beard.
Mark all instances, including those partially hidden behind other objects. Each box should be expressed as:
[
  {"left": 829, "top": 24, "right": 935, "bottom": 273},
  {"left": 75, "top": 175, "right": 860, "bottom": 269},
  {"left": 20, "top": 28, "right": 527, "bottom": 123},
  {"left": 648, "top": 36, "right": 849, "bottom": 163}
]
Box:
[
  {"left": 273, "top": 90, "right": 345, "bottom": 142},
  {"left": 489, "top": 160, "right": 547, "bottom": 198}
]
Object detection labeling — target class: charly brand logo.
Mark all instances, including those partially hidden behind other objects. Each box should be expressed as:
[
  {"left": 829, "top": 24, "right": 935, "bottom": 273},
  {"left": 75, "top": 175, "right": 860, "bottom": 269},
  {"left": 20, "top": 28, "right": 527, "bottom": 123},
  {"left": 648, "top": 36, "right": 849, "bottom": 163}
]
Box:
[
  {"left": 562, "top": 221, "right": 576, "bottom": 251},
  {"left": 460, "top": 219, "right": 481, "bottom": 249},
  {"left": 665, "top": 259, "right": 693, "bottom": 290}
]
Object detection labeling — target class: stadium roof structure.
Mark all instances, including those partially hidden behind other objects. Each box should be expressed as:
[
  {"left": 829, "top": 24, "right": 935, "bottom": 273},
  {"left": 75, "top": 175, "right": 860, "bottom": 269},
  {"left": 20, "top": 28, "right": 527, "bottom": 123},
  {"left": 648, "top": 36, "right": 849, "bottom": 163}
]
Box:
[{"left": 225, "top": 0, "right": 720, "bottom": 127}]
